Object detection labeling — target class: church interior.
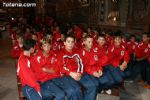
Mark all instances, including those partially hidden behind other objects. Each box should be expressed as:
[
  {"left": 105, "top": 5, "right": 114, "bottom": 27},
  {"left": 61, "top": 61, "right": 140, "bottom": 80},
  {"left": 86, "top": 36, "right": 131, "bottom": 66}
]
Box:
[{"left": 0, "top": 0, "right": 150, "bottom": 100}]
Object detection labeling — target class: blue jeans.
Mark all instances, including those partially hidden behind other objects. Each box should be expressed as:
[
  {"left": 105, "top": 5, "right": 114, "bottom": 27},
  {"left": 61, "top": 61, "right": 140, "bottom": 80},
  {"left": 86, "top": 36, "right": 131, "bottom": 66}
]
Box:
[
  {"left": 22, "top": 81, "right": 65, "bottom": 100},
  {"left": 22, "top": 85, "right": 42, "bottom": 100},
  {"left": 79, "top": 73, "right": 98, "bottom": 100},
  {"left": 105, "top": 65, "right": 123, "bottom": 84},
  {"left": 98, "top": 68, "right": 115, "bottom": 89},
  {"left": 42, "top": 80, "right": 65, "bottom": 100},
  {"left": 52, "top": 76, "right": 83, "bottom": 100}
]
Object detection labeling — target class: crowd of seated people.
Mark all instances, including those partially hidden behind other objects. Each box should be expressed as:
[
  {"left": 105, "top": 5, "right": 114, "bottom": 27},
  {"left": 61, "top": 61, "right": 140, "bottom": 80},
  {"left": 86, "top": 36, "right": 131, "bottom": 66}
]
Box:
[{"left": 9, "top": 16, "right": 150, "bottom": 100}]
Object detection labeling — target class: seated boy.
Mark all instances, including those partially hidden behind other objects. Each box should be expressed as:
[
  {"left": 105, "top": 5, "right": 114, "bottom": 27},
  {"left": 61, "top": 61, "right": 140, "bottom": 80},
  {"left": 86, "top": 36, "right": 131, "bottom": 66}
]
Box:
[{"left": 57, "top": 34, "right": 97, "bottom": 100}]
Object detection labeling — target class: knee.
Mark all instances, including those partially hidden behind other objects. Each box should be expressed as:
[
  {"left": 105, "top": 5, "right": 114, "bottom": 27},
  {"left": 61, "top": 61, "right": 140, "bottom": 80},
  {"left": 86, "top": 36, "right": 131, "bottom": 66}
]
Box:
[
  {"left": 86, "top": 82, "right": 97, "bottom": 91},
  {"left": 66, "top": 86, "right": 81, "bottom": 96},
  {"left": 56, "top": 91, "right": 65, "bottom": 99}
]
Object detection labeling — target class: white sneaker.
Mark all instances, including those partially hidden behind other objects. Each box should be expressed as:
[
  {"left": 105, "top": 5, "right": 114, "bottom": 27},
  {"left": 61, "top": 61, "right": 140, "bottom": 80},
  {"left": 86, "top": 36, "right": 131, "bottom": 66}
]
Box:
[{"left": 105, "top": 89, "right": 112, "bottom": 95}]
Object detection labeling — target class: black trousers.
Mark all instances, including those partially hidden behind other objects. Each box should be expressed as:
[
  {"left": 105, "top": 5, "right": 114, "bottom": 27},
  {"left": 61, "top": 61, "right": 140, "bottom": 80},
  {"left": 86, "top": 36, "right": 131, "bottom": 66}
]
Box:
[{"left": 140, "top": 60, "right": 150, "bottom": 84}]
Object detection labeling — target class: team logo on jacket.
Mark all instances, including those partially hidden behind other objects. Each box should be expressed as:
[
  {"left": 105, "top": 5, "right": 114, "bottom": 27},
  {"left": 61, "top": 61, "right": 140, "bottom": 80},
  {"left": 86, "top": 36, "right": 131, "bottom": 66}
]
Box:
[
  {"left": 93, "top": 48, "right": 98, "bottom": 52},
  {"left": 121, "top": 51, "right": 124, "bottom": 56},
  {"left": 51, "top": 57, "right": 55, "bottom": 64},
  {"left": 144, "top": 48, "right": 148, "bottom": 53},
  {"left": 94, "top": 55, "right": 98, "bottom": 61}
]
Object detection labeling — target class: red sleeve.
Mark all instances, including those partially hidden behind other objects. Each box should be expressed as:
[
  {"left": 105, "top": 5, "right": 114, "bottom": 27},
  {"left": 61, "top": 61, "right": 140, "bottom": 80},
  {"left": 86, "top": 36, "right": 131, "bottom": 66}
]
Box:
[
  {"left": 18, "top": 58, "right": 40, "bottom": 92},
  {"left": 107, "top": 46, "right": 115, "bottom": 63},
  {"left": 11, "top": 45, "right": 22, "bottom": 58},
  {"left": 99, "top": 55, "right": 109, "bottom": 67},
  {"left": 134, "top": 45, "right": 142, "bottom": 58},
  {"left": 123, "top": 50, "right": 130, "bottom": 63}
]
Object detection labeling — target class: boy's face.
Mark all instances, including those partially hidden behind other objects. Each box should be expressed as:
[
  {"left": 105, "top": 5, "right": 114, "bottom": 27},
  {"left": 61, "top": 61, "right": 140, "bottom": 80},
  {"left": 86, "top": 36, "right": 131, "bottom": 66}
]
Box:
[
  {"left": 64, "top": 37, "right": 75, "bottom": 51},
  {"left": 17, "top": 37, "right": 23, "bottom": 44},
  {"left": 82, "top": 32, "right": 87, "bottom": 38},
  {"left": 114, "top": 37, "right": 122, "bottom": 46},
  {"left": 42, "top": 43, "right": 51, "bottom": 53},
  {"left": 142, "top": 34, "right": 149, "bottom": 43},
  {"left": 130, "top": 37, "right": 135, "bottom": 42},
  {"left": 26, "top": 28, "right": 30, "bottom": 33},
  {"left": 61, "top": 34, "right": 65, "bottom": 41},
  {"left": 30, "top": 47, "right": 35, "bottom": 54},
  {"left": 84, "top": 38, "right": 93, "bottom": 49},
  {"left": 97, "top": 37, "right": 105, "bottom": 46},
  {"left": 32, "top": 35, "right": 38, "bottom": 41}
]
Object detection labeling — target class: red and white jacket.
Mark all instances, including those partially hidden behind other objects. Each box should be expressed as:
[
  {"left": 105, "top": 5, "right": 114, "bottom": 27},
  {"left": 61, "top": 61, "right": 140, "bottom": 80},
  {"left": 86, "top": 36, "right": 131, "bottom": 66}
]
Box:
[
  {"left": 95, "top": 44, "right": 109, "bottom": 66},
  {"left": 17, "top": 53, "right": 40, "bottom": 92},
  {"left": 11, "top": 42, "right": 23, "bottom": 58},
  {"left": 73, "top": 26, "right": 83, "bottom": 40},
  {"left": 31, "top": 50, "right": 61, "bottom": 83},
  {"left": 57, "top": 48, "right": 84, "bottom": 76},
  {"left": 127, "top": 41, "right": 138, "bottom": 55},
  {"left": 79, "top": 47, "right": 103, "bottom": 76},
  {"left": 135, "top": 42, "right": 150, "bottom": 59},
  {"left": 107, "top": 44, "right": 130, "bottom": 67}
]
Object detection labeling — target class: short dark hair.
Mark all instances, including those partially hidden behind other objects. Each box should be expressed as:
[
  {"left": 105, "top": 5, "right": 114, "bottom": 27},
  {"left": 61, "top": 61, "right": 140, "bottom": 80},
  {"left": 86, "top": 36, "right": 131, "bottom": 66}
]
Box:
[
  {"left": 23, "top": 39, "right": 36, "bottom": 50},
  {"left": 84, "top": 34, "right": 92, "bottom": 40},
  {"left": 129, "top": 34, "right": 136, "bottom": 39},
  {"left": 114, "top": 32, "right": 122, "bottom": 38},
  {"left": 16, "top": 34, "right": 23, "bottom": 39},
  {"left": 64, "top": 34, "right": 75, "bottom": 41},
  {"left": 98, "top": 34, "right": 105, "bottom": 38},
  {"left": 143, "top": 32, "right": 150, "bottom": 37},
  {"left": 32, "top": 33, "right": 38, "bottom": 37}
]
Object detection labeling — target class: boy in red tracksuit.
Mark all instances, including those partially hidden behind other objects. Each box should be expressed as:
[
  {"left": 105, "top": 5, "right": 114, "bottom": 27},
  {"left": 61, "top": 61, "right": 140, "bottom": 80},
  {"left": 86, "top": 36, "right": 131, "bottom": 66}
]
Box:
[
  {"left": 126, "top": 34, "right": 138, "bottom": 82},
  {"left": 31, "top": 33, "right": 40, "bottom": 56},
  {"left": 17, "top": 39, "right": 53, "bottom": 100},
  {"left": 80, "top": 35, "right": 115, "bottom": 92},
  {"left": 134, "top": 33, "right": 150, "bottom": 88},
  {"left": 127, "top": 34, "right": 138, "bottom": 56},
  {"left": 105, "top": 32, "right": 113, "bottom": 47},
  {"left": 31, "top": 39, "right": 67, "bottom": 100},
  {"left": 73, "top": 25, "right": 83, "bottom": 41},
  {"left": 81, "top": 35, "right": 103, "bottom": 78},
  {"left": 34, "top": 38, "right": 82, "bottom": 100},
  {"left": 53, "top": 26, "right": 61, "bottom": 42},
  {"left": 106, "top": 33, "right": 130, "bottom": 84},
  {"left": 57, "top": 34, "right": 97, "bottom": 100},
  {"left": 96, "top": 34, "right": 109, "bottom": 66},
  {"left": 11, "top": 34, "right": 23, "bottom": 59}
]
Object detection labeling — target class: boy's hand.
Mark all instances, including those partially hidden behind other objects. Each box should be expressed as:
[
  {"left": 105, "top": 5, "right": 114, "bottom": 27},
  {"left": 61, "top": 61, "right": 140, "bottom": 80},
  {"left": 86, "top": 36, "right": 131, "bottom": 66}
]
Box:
[
  {"left": 93, "top": 71, "right": 103, "bottom": 78},
  {"left": 70, "top": 72, "right": 81, "bottom": 81},
  {"left": 93, "top": 71, "right": 100, "bottom": 78},
  {"left": 120, "top": 61, "right": 127, "bottom": 71},
  {"left": 42, "top": 67, "right": 55, "bottom": 74},
  {"left": 98, "top": 70, "right": 103, "bottom": 77}
]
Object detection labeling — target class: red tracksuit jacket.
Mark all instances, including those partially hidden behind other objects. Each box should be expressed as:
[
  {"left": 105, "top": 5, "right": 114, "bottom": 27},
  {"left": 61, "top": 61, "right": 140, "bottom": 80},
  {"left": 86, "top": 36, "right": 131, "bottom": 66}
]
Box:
[
  {"left": 17, "top": 53, "right": 40, "bottom": 92},
  {"left": 127, "top": 41, "right": 138, "bottom": 55},
  {"left": 95, "top": 44, "right": 109, "bottom": 66},
  {"left": 135, "top": 42, "right": 150, "bottom": 59},
  {"left": 31, "top": 50, "right": 61, "bottom": 83},
  {"left": 57, "top": 48, "right": 84, "bottom": 76},
  {"left": 79, "top": 47, "right": 103, "bottom": 75},
  {"left": 11, "top": 42, "right": 23, "bottom": 58},
  {"left": 74, "top": 26, "right": 83, "bottom": 40},
  {"left": 107, "top": 44, "right": 130, "bottom": 67}
]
